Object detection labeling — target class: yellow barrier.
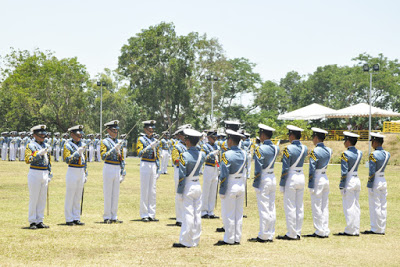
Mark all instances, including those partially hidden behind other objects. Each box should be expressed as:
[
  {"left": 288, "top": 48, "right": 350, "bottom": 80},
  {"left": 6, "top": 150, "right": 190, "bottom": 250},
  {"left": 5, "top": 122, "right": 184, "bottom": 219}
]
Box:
[
  {"left": 383, "top": 121, "right": 400, "bottom": 133},
  {"left": 326, "top": 130, "right": 380, "bottom": 141}
]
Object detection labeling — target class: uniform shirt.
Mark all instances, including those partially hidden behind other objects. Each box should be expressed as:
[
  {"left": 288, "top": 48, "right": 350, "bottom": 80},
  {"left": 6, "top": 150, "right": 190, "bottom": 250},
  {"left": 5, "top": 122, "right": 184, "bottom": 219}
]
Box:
[
  {"left": 171, "top": 140, "right": 187, "bottom": 167},
  {"left": 280, "top": 140, "right": 308, "bottom": 187},
  {"left": 60, "top": 138, "right": 66, "bottom": 149},
  {"left": 101, "top": 137, "right": 125, "bottom": 166},
  {"left": 367, "top": 146, "right": 390, "bottom": 188},
  {"left": 340, "top": 146, "right": 362, "bottom": 189},
  {"left": 63, "top": 140, "right": 86, "bottom": 168},
  {"left": 136, "top": 135, "right": 158, "bottom": 162},
  {"left": 240, "top": 138, "right": 252, "bottom": 153},
  {"left": 177, "top": 147, "right": 206, "bottom": 194},
  {"left": 308, "top": 143, "right": 332, "bottom": 189},
  {"left": 201, "top": 142, "right": 220, "bottom": 167},
  {"left": 253, "top": 140, "right": 279, "bottom": 189},
  {"left": 219, "top": 146, "right": 247, "bottom": 195},
  {"left": 24, "top": 140, "right": 52, "bottom": 172},
  {"left": 0, "top": 136, "right": 5, "bottom": 146},
  {"left": 161, "top": 138, "right": 169, "bottom": 150},
  {"left": 16, "top": 137, "right": 22, "bottom": 147}
]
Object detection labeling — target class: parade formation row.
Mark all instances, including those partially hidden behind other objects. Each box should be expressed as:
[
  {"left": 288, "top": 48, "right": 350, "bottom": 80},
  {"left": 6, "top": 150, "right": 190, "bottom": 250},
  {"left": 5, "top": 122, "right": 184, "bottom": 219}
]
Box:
[{"left": 14, "top": 120, "right": 390, "bottom": 248}]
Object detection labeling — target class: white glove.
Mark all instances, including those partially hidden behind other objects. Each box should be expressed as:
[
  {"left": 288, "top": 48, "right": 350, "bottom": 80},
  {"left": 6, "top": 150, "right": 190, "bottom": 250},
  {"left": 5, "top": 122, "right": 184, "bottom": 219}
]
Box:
[
  {"left": 119, "top": 175, "right": 125, "bottom": 184},
  {"left": 254, "top": 187, "right": 261, "bottom": 194},
  {"left": 340, "top": 189, "right": 345, "bottom": 195},
  {"left": 115, "top": 141, "right": 123, "bottom": 150},
  {"left": 220, "top": 194, "right": 226, "bottom": 199},
  {"left": 280, "top": 186, "right": 285, "bottom": 193},
  {"left": 177, "top": 193, "right": 183, "bottom": 201},
  {"left": 211, "top": 150, "right": 219, "bottom": 156},
  {"left": 37, "top": 148, "right": 48, "bottom": 156},
  {"left": 150, "top": 141, "right": 159, "bottom": 149},
  {"left": 48, "top": 172, "right": 53, "bottom": 182},
  {"left": 77, "top": 147, "right": 85, "bottom": 154},
  {"left": 309, "top": 188, "right": 315, "bottom": 195},
  {"left": 368, "top": 188, "right": 373, "bottom": 194}
]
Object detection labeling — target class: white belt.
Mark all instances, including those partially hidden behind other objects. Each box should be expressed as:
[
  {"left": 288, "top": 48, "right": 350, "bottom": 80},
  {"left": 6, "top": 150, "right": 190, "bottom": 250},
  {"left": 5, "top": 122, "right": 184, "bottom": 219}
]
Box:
[
  {"left": 375, "top": 172, "right": 384, "bottom": 178},
  {"left": 289, "top": 167, "right": 303, "bottom": 173},
  {"left": 189, "top": 176, "right": 199, "bottom": 182},
  {"left": 346, "top": 171, "right": 358, "bottom": 178},
  {"left": 229, "top": 174, "right": 243, "bottom": 180},
  {"left": 261, "top": 169, "right": 274, "bottom": 175},
  {"left": 315, "top": 169, "right": 327, "bottom": 175}
]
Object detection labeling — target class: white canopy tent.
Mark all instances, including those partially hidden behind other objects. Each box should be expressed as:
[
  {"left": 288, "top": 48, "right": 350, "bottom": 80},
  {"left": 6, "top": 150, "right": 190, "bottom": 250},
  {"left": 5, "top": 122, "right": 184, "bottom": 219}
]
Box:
[
  {"left": 325, "top": 103, "right": 400, "bottom": 118},
  {"left": 277, "top": 103, "right": 336, "bottom": 120}
]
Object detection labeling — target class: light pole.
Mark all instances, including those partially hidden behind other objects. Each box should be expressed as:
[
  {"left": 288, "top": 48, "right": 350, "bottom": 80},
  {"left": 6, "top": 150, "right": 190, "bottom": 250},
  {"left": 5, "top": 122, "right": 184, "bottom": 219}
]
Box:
[
  {"left": 97, "top": 81, "right": 106, "bottom": 139},
  {"left": 363, "top": 63, "right": 380, "bottom": 160},
  {"left": 206, "top": 75, "right": 218, "bottom": 128}
]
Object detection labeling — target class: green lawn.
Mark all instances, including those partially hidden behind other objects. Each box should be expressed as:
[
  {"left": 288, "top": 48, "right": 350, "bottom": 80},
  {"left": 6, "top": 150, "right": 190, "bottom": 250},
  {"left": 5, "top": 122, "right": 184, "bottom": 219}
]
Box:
[{"left": 0, "top": 157, "right": 399, "bottom": 266}]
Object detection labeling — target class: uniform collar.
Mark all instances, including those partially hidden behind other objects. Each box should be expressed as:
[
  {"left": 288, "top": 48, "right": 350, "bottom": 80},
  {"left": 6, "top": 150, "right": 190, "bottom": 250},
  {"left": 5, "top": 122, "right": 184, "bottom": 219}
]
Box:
[
  {"left": 316, "top": 142, "right": 325, "bottom": 147},
  {"left": 375, "top": 146, "right": 383, "bottom": 151},
  {"left": 230, "top": 146, "right": 240, "bottom": 150},
  {"left": 347, "top": 146, "right": 357, "bottom": 151},
  {"left": 263, "top": 140, "right": 273, "bottom": 145},
  {"left": 291, "top": 140, "right": 301, "bottom": 145},
  {"left": 188, "top": 146, "right": 197, "bottom": 151}
]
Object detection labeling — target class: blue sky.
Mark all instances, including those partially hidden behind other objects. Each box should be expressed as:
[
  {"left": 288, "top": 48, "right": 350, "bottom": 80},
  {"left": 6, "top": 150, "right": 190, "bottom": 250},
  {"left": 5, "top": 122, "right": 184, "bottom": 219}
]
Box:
[{"left": 1, "top": 0, "right": 399, "bottom": 82}]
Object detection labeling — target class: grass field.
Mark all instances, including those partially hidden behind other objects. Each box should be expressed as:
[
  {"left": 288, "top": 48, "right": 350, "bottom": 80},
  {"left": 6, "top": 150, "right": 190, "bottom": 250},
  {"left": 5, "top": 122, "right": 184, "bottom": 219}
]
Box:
[{"left": 1, "top": 155, "right": 400, "bottom": 266}]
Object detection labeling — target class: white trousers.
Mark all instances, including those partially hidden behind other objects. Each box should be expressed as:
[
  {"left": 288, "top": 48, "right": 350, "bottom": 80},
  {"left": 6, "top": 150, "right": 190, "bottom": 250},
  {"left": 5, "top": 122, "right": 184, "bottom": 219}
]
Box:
[
  {"left": 103, "top": 164, "right": 121, "bottom": 220},
  {"left": 221, "top": 178, "right": 245, "bottom": 244},
  {"left": 246, "top": 153, "right": 251, "bottom": 178},
  {"left": 174, "top": 166, "right": 183, "bottom": 223},
  {"left": 28, "top": 169, "right": 48, "bottom": 224},
  {"left": 283, "top": 171, "right": 305, "bottom": 239},
  {"left": 96, "top": 145, "right": 101, "bottom": 162},
  {"left": 1, "top": 143, "right": 7, "bottom": 160},
  {"left": 161, "top": 150, "right": 169, "bottom": 173},
  {"left": 123, "top": 147, "right": 127, "bottom": 161},
  {"left": 65, "top": 167, "right": 85, "bottom": 222},
  {"left": 140, "top": 161, "right": 157, "bottom": 219},
  {"left": 89, "top": 145, "right": 94, "bottom": 162},
  {"left": 20, "top": 145, "right": 26, "bottom": 161},
  {"left": 9, "top": 144, "right": 16, "bottom": 160},
  {"left": 54, "top": 146, "right": 60, "bottom": 162},
  {"left": 201, "top": 165, "right": 218, "bottom": 216},
  {"left": 256, "top": 174, "right": 276, "bottom": 240},
  {"left": 368, "top": 176, "right": 387, "bottom": 234},
  {"left": 310, "top": 175, "right": 330, "bottom": 236},
  {"left": 342, "top": 176, "right": 361, "bottom": 235},
  {"left": 179, "top": 181, "right": 202, "bottom": 247}
]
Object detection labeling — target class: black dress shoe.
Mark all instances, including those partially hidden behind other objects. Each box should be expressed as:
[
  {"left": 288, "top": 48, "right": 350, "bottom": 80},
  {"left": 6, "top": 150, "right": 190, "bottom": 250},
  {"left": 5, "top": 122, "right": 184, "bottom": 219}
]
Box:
[
  {"left": 361, "top": 230, "right": 385, "bottom": 235},
  {"left": 141, "top": 217, "right": 150, "bottom": 222},
  {"left": 209, "top": 215, "right": 219, "bottom": 219},
  {"left": 36, "top": 222, "right": 49, "bottom": 229},
  {"left": 216, "top": 227, "right": 225, "bottom": 232},
  {"left": 248, "top": 237, "right": 272, "bottom": 243},
  {"left": 243, "top": 215, "right": 247, "bottom": 218},
  {"left": 335, "top": 232, "right": 359, "bottom": 236},
  {"left": 29, "top": 223, "right": 37, "bottom": 230},
  {"left": 172, "top": 243, "right": 188, "bottom": 248},
  {"left": 73, "top": 220, "right": 85, "bottom": 226},
  {"left": 276, "top": 235, "right": 299, "bottom": 240},
  {"left": 66, "top": 221, "right": 74, "bottom": 226},
  {"left": 201, "top": 214, "right": 210, "bottom": 219},
  {"left": 214, "top": 240, "right": 233, "bottom": 246},
  {"left": 148, "top": 217, "right": 159, "bottom": 222},
  {"left": 111, "top": 219, "right": 123, "bottom": 224},
  {"left": 234, "top": 242, "right": 240, "bottom": 245},
  {"left": 104, "top": 219, "right": 112, "bottom": 224},
  {"left": 175, "top": 222, "right": 182, "bottom": 227},
  {"left": 303, "top": 233, "right": 326, "bottom": 238}
]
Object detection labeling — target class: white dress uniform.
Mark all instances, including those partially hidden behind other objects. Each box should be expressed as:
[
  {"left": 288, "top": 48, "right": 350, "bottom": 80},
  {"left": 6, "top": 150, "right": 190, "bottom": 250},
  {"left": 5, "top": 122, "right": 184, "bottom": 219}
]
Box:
[
  {"left": 101, "top": 120, "right": 125, "bottom": 223},
  {"left": 200, "top": 131, "right": 220, "bottom": 218},
  {"left": 365, "top": 132, "right": 390, "bottom": 235},
  {"left": 160, "top": 138, "right": 170, "bottom": 174},
  {"left": 9, "top": 133, "right": 17, "bottom": 161},
  {"left": 53, "top": 133, "right": 61, "bottom": 162},
  {"left": 88, "top": 135, "right": 95, "bottom": 162},
  {"left": 173, "top": 129, "right": 206, "bottom": 248},
  {"left": 136, "top": 120, "right": 159, "bottom": 221},
  {"left": 308, "top": 128, "right": 332, "bottom": 238},
  {"left": 1, "top": 133, "right": 8, "bottom": 160},
  {"left": 249, "top": 124, "right": 278, "bottom": 242},
  {"left": 25, "top": 125, "right": 52, "bottom": 229},
  {"left": 278, "top": 125, "right": 307, "bottom": 240},
  {"left": 63, "top": 125, "right": 87, "bottom": 225},
  {"left": 217, "top": 129, "right": 247, "bottom": 245},
  {"left": 339, "top": 132, "right": 362, "bottom": 236}
]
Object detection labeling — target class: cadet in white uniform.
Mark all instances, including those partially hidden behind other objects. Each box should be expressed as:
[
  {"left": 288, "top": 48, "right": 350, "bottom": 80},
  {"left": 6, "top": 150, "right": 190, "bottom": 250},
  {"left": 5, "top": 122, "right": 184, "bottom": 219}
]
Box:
[
  {"left": 248, "top": 124, "right": 278, "bottom": 243},
  {"left": 362, "top": 132, "right": 390, "bottom": 235},
  {"left": 200, "top": 129, "right": 220, "bottom": 219},
  {"left": 63, "top": 125, "right": 87, "bottom": 226},
  {"left": 24, "top": 125, "right": 52, "bottom": 229},
  {"left": 160, "top": 132, "right": 170, "bottom": 174},
  {"left": 173, "top": 129, "right": 206, "bottom": 248},
  {"left": 1, "top": 132, "right": 8, "bottom": 160},
  {"left": 277, "top": 125, "right": 307, "bottom": 240},
  {"left": 136, "top": 120, "right": 159, "bottom": 222},
  {"left": 101, "top": 120, "right": 125, "bottom": 224},
  {"left": 306, "top": 128, "right": 331, "bottom": 238},
  {"left": 215, "top": 129, "right": 247, "bottom": 246},
  {"left": 336, "top": 131, "right": 362, "bottom": 236}
]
